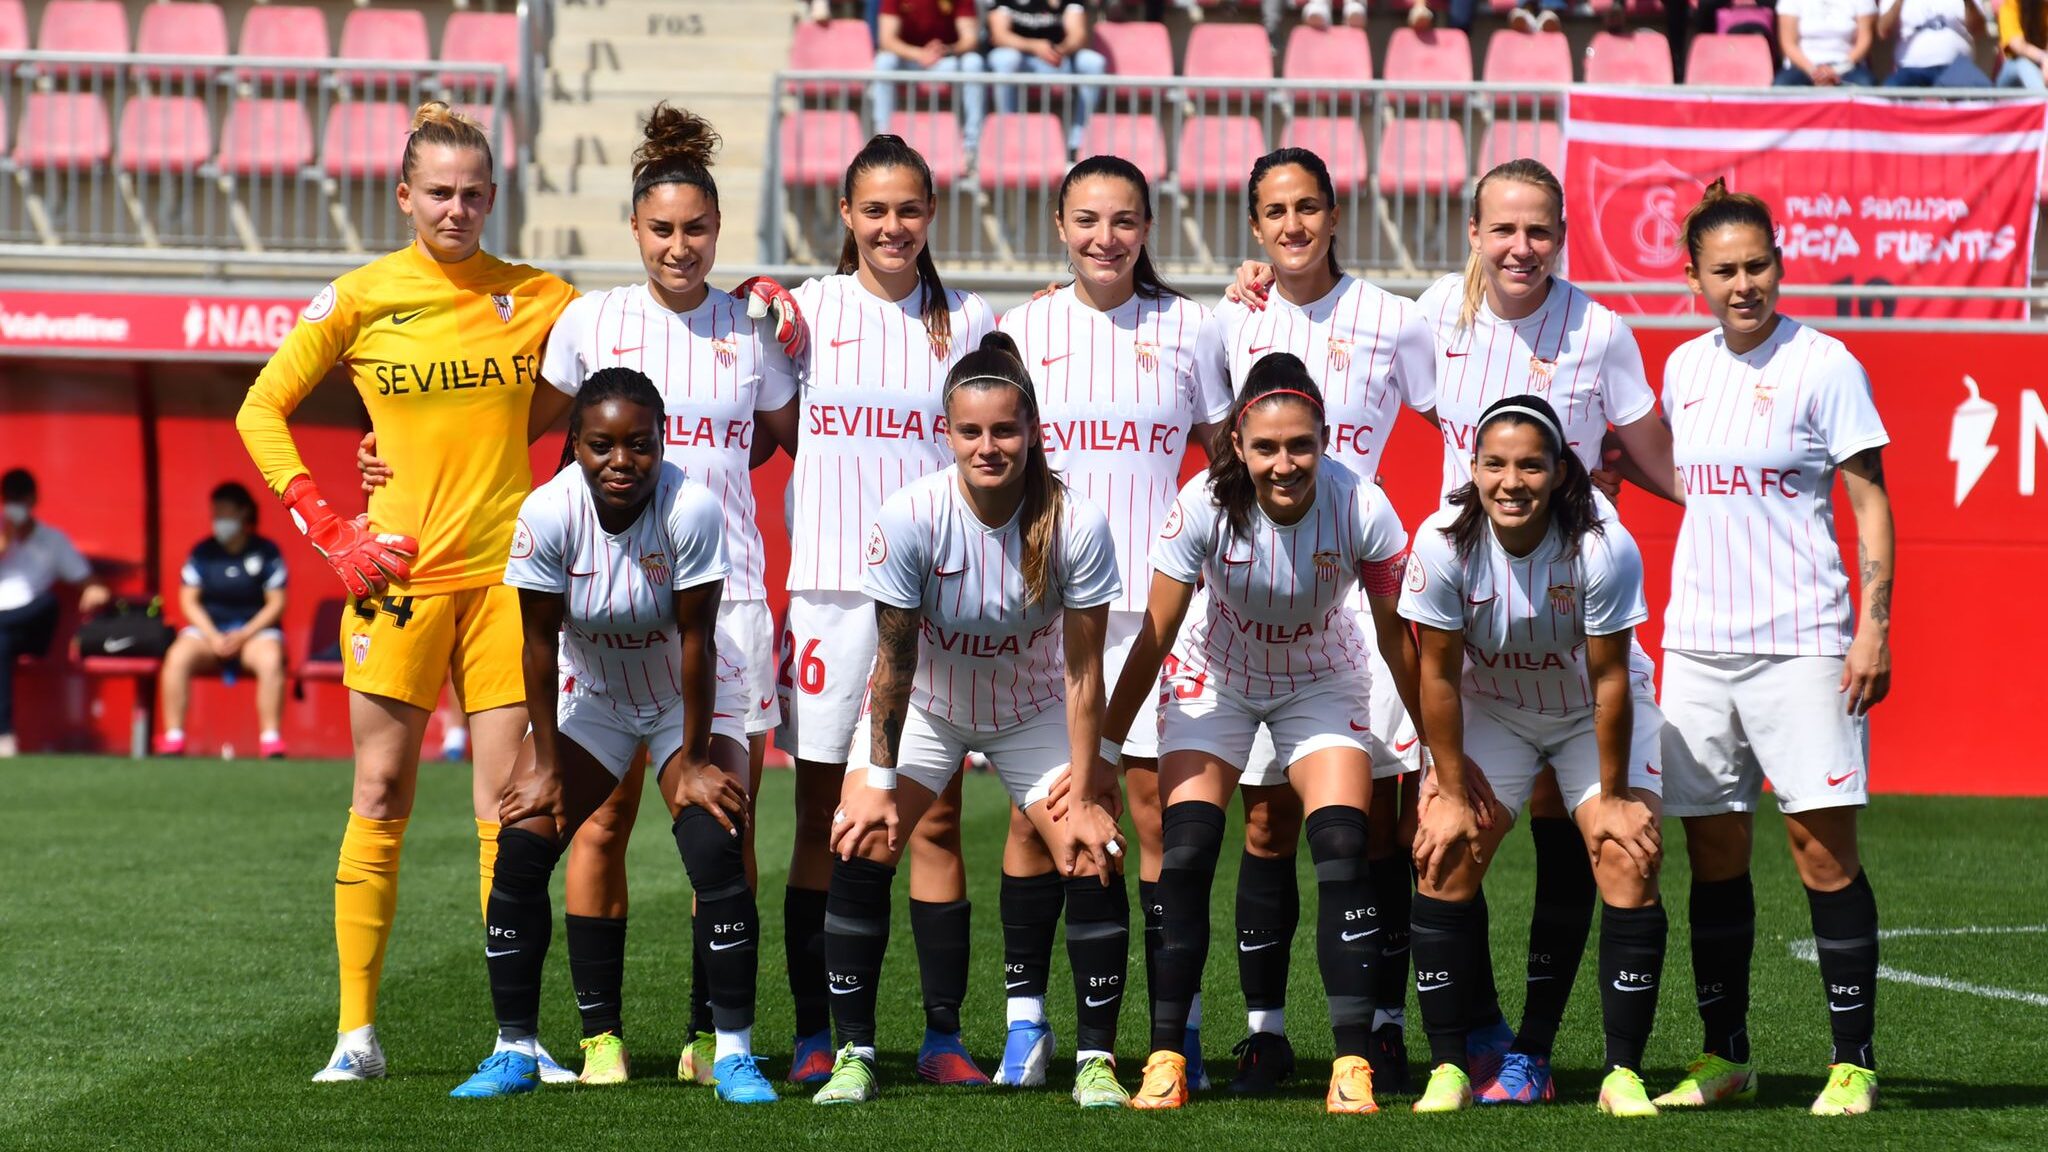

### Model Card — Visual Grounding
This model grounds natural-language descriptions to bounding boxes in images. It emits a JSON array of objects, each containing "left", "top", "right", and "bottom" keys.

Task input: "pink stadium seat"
[
  {"left": 117, "top": 95, "right": 213, "bottom": 175},
  {"left": 1093, "top": 19, "right": 1171, "bottom": 95},
  {"left": 1483, "top": 30, "right": 1573, "bottom": 104},
  {"left": 460, "top": 104, "right": 517, "bottom": 172},
  {"left": 1182, "top": 23, "right": 1273, "bottom": 102},
  {"left": 338, "top": 8, "right": 431, "bottom": 90},
  {"left": 216, "top": 98, "right": 315, "bottom": 175},
  {"left": 13, "top": 91, "right": 110, "bottom": 167},
  {"left": 36, "top": 0, "right": 127, "bottom": 79},
  {"left": 1079, "top": 113, "right": 1168, "bottom": 185},
  {"left": 134, "top": 1, "right": 229, "bottom": 86},
  {"left": 1283, "top": 25, "right": 1371, "bottom": 111},
  {"left": 321, "top": 101, "right": 412, "bottom": 179},
  {"left": 976, "top": 112, "right": 1066, "bottom": 191},
  {"left": 1585, "top": 30, "right": 1673, "bottom": 86},
  {"left": 0, "top": 0, "right": 23, "bottom": 54},
  {"left": 237, "top": 5, "right": 331, "bottom": 87},
  {"left": 1282, "top": 117, "right": 1368, "bottom": 196},
  {"left": 1479, "top": 118, "right": 1562, "bottom": 175},
  {"left": 441, "top": 11, "right": 522, "bottom": 92},
  {"left": 785, "top": 18, "right": 870, "bottom": 99},
  {"left": 893, "top": 111, "right": 964, "bottom": 189},
  {"left": 779, "top": 109, "right": 864, "bottom": 185},
  {"left": 1687, "top": 33, "right": 1773, "bottom": 85},
  {"left": 1384, "top": 28, "right": 1472, "bottom": 110},
  {"left": 1376, "top": 118, "right": 1469, "bottom": 195},
  {"left": 1175, "top": 115, "right": 1267, "bottom": 194}
]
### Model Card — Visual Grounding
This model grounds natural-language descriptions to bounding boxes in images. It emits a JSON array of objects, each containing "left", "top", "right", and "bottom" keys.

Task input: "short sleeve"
[
  {"left": 860, "top": 491, "right": 930, "bottom": 610},
  {"left": 1811, "top": 346, "right": 1889, "bottom": 464},
  {"left": 1597, "top": 317, "right": 1658, "bottom": 427},
  {"left": 262, "top": 542, "right": 289, "bottom": 590},
  {"left": 665, "top": 478, "right": 730, "bottom": 592},
  {"left": 1180, "top": 302, "right": 1234, "bottom": 425},
  {"left": 1397, "top": 515, "right": 1467, "bottom": 630},
  {"left": 1058, "top": 496, "right": 1124, "bottom": 610},
  {"left": 503, "top": 488, "right": 568, "bottom": 594},
  {"left": 49, "top": 530, "right": 90, "bottom": 585},
  {"left": 1148, "top": 476, "right": 1216, "bottom": 584},
  {"left": 1580, "top": 525, "right": 1650, "bottom": 636},
  {"left": 958, "top": 291, "right": 999, "bottom": 353},
  {"left": 1355, "top": 481, "right": 1409, "bottom": 566},
  {"left": 1392, "top": 301, "right": 1440, "bottom": 413},
  {"left": 541, "top": 295, "right": 595, "bottom": 396},
  {"left": 180, "top": 550, "right": 202, "bottom": 588},
  {"left": 1191, "top": 309, "right": 1234, "bottom": 421},
  {"left": 754, "top": 321, "right": 798, "bottom": 413}
]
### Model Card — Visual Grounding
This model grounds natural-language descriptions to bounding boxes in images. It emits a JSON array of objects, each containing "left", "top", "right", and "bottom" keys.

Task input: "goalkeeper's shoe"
[
  {"left": 449, "top": 1050, "right": 540, "bottom": 1098},
  {"left": 311, "top": 1025, "right": 386, "bottom": 1083},
  {"left": 1810, "top": 1063, "right": 1878, "bottom": 1116},
  {"left": 1653, "top": 1053, "right": 1757, "bottom": 1108}
]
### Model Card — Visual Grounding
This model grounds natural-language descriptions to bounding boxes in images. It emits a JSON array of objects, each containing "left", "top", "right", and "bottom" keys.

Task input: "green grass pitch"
[{"left": 4, "top": 759, "right": 2045, "bottom": 1151}]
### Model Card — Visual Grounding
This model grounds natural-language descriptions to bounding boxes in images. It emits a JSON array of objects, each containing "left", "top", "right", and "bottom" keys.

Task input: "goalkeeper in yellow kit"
[{"left": 236, "top": 102, "right": 580, "bottom": 1083}]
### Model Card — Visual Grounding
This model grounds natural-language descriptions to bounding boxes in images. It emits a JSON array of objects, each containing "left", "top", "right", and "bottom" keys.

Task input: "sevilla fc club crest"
[
  {"left": 711, "top": 336, "right": 738, "bottom": 367},
  {"left": 1404, "top": 552, "right": 1426, "bottom": 593},
  {"left": 1547, "top": 583, "right": 1577, "bottom": 616},
  {"left": 1312, "top": 550, "right": 1342, "bottom": 580},
  {"left": 864, "top": 524, "right": 888, "bottom": 566},
  {"left": 1528, "top": 356, "right": 1557, "bottom": 387},
  {"left": 1132, "top": 341, "right": 1159, "bottom": 373},
  {"left": 350, "top": 634, "right": 371, "bottom": 667},
  {"left": 639, "top": 550, "right": 671, "bottom": 586},
  {"left": 1326, "top": 338, "right": 1353, "bottom": 374},
  {"left": 1160, "top": 501, "right": 1184, "bottom": 540},
  {"left": 491, "top": 293, "right": 514, "bottom": 323}
]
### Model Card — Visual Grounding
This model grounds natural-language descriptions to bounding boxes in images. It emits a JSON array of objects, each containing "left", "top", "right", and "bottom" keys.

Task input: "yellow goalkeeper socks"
[
  {"left": 335, "top": 810, "right": 408, "bottom": 1033},
  {"left": 476, "top": 819, "right": 501, "bottom": 922}
]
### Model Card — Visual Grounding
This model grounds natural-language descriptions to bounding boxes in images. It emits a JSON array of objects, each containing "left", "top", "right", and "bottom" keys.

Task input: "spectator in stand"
[
  {"left": 1880, "top": 0, "right": 1993, "bottom": 85},
  {"left": 1301, "top": 1, "right": 1368, "bottom": 29},
  {"left": 986, "top": 2, "right": 1109, "bottom": 152},
  {"left": 0, "top": 468, "right": 110, "bottom": 758},
  {"left": 1409, "top": 0, "right": 1569, "bottom": 34},
  {"left": 1996, "top": 0, "right": 2048, "bottom": 87},
  {"left": 873, "top": 0, "right": 989, "bottom": 152},
  {"left": 157, "top": 482, "right": 290, "bottom": 759},
  {"left": 1775, "top": 0, "right": 1877, "bottom": 84}
]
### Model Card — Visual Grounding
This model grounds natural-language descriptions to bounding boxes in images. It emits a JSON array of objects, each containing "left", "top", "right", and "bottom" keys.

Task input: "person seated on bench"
[
  {"left": 0, "top": 467, "right": 110, "bottom": 757},
  {"left": 157, "top": 481, "right": 290, "bottom": 758}
]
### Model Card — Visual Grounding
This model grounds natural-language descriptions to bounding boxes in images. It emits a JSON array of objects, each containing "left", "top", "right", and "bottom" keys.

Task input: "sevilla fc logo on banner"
[{"left": 1587, "top": 159, "right": 1703, "bottom": 314}]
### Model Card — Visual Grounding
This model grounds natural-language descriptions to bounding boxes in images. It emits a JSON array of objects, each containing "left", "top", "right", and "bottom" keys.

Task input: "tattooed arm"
[
  {"left": 831, "top": 602, "right": 922, "bottom": 859},
  {"left": 1839, "top": 446, "right": 1894, "bottom": 715}
]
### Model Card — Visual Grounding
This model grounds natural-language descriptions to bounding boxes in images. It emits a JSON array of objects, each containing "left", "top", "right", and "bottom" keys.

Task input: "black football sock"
[
  {"left": 564, "top": 913, "right": 627, "bottom": 1039},
  {"left": 1153, "top": 801, "right": 1225, "bottom": 1052},
  {"left": 1307, "top": 806, "right": 1376, "bottom": 1058},
  {"left": 824, "top": 858, "right": 895, "bottom": 1050},
  {"left": 1064, "top": 875, "right": 1131, "bottom": 1055},
  {"left": 1234, "top": 851, "right": 1298, "bottom": 1033},
  {"left": 674, "top": 806, "right": 759, "bottom": 1035},
  {"left": 1688, "top": 873, "right": 1755, "bottom": 1064},
  {"left": 1807, "top": 870, "right": 1878, "bottom": 1069},
  {"left": 1138, "top": 878, "right": 1166, "bottom": 1036},
  {"left": 485, "top": 827, "right": 562, "bottom": 1042},
  {"left": 1598, "top": 902, "right": 1668, "bottom": 1071},
  {"left": 1001, "top": 871, "right": 1064, "bottom": 1015},
  {"left": 785, "top": 885, "right": 830, "bottom": 1037},
  {"left": 1469, "top": 886, "right": 1504, "bottom": 1029},
  {"left": 1410, "top": 893, "right": 1485, "bottom": 1069},
  {"left": 910, "top": 898, "right": 972, "bottom": 1035},
  {"left": 1369, "top": 854, "right": 1413, "bottom": 1028},
  {"left": 687, "top": 902, "right": 714, "bottom": 1036},
  {"left": 1515, "top": 817, "right": 1596, "bottom": 1056}
]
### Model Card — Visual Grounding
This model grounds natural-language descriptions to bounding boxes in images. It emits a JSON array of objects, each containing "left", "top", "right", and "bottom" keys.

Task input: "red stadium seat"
[
  {"left": 36, "top": 0, "right": 127, "bottom": 79},
  {"left": 216, "top": 98, "right": 315, "bottom": 175},
  {"left": 440, "top": 11, "right": 522, "bottom": 93},
  {"left": 1482, "top": 30, "right": 1573, "bottom": 107},
  {"left": 338, "top": 8, "right": 431, "bottom": 91},
  {"left": 1282, "top": 117, "right": 1368, "bottom": 196},
  {"left": 1182, "top": 23, "right": 1273, "bottom": 102},
  {"left": 117, "top": 95, "right": 213, "bottom": 174},
  {"left": 1686, "top": 33, "right": 1773, "bottom": 85},
  {"left": 778, "top": 108, "right": 864, "bottom": 186},
  {"left": 1585, "top": 30, "right": 1673, "bottom": 86},
  {"left": 1078, "top": 113, "right": 1168, "bottom": 185},
  {"left": 785, "top": 17, "right": 870, "bottom": 99},
  {"left": 133, "top": 2, "right": 228, "bottom": 86},
  {"left": 976, "top": 112, "right": 1066, "bottom": 192},
  {"left": 1283, "top": 24, "right": 1371, "bottom": 112},
  {"left": 1376, "top": 118, "right": 1469, "bottom": 195},
  {"left": 1093, "top": 19, "right": 1171, "bottom": 96},
  {"left": 1478, "top": 118, "right": 1561, "bottom": 175},
  {"left": 893, "top": 111, "right": 965, "bottom": 189},
  {"left": 1384, "top": 27, "right": 1472, "bottom": 110},
  {"left": 460, "top": 104, "right": 518, "bottom": 173},
  {"left": 320, "top": 101, "right": 412, "bottom": 179},
  {"left": 13, "top": 91, "right": 110, "bottom": 167},
  {"left": 236, "top": 5, "right": 331, "bottom": 87},
  {"left": 1176, "top": 115, "right": 1267, "bottom": 194},
  {"left": 0, "top": 0, "right": 23, "bottom": 55}
]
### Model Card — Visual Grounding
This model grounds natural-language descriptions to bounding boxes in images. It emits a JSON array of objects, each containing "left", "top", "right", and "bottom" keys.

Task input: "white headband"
[
  {"left": 1479, "top": 404, "right": 1566, "bottom": 453},
  {"left": 942, "top": 374, "right": 1032, "bottom": 405}
]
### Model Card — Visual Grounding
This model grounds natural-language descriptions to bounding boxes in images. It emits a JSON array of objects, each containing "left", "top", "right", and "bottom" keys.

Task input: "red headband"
[{"left": 1236, "top": 388, "right": 1323, "bottom": 428}]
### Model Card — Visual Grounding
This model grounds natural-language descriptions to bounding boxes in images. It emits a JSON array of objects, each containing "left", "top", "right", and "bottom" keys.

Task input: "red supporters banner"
[{"left": 1561, "top": 93, "right": 2047, "bottom": 320}]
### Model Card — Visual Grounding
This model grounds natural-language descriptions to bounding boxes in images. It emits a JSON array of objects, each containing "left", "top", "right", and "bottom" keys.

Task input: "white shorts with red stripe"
[
  {"left": 847, "top": 701, "right": 1070, "bottom": 809},
  {"left": 1161, "top": 668, "right": 1376, "bottom": 787},
  {"left": 719, "top": 598, "right": 778, "bottom": 737},
  {"left": 1460, "top": 692, "right": 1664, "bottom": 819},
  {"left": 1658, "top": 650, "right": 1870, "bottom": 816},
  {"left": 780, "top": 589, "right": 878, "bottom": 763},
  {"left": 1104, "top": 609, "right": 1164, "bottom": 762},
  {"left": 557, "top": 676, "right": 748, "bottom": 781}
]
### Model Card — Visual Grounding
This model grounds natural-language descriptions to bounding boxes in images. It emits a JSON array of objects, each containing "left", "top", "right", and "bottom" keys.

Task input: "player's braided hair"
[
  {"left": 401, "top": 101, "right": 493, "bottom": 184},
  {"left": 1681, "top": 177, "right": 1778, "bottom": 266},
  {"left": 1459, "top": 158, "right": 1565, "bottom": 335},
  {"left": 1442, "top": 393, "right": 1604, "bottom": 562},
  {"left": 1210, "top": 353, "right": 1327, "bottom": 546},
  {"left": 1247, "top": 148, "right": 1344, "bottom": 280},
  {"left": 558, "top": 367, "right": 665, "bottom": 473},
  {"left": 632, "top": 101, "right": 720, "bottom": 209},
  {"left": 836, "top": 134, "right": 954, "bottom": 356},
  {"left": 942, "top": 332, "right": 1067, "bottom": 606},
  {"left": 1056, "top": 156, "right": 1185, "bottom": 301}
]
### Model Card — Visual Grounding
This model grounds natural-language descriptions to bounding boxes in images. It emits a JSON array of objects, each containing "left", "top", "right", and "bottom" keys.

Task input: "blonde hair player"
[
  {"left": 236, "top": 101, "right": 579, "bottom": 1083},
  {"left": 1650, "top": 181, "right": 1894, "bottom": 1118}
]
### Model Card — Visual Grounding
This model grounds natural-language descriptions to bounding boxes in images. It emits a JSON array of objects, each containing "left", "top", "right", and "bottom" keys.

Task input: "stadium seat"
[
  {"left": 338, "top": 8, "right": 431, "bottom": 92},
  {"left": 976, "top": 112, "right": 1065, "bottom": 192},
  {"left": 0, "top": 0, "right": 23, "bottom": 56},
  {"left": 1282, "top": 25, "right": 1371, "bottom": 114},
  {"left": 1478, "top": 118, "right": 1561, "bottom": 175},
  {"left": 236, "top": 5, "right": 331, "bottom": 87},
  {"left": 1282, "top": 117, "right": 1368, "bottom": 196},
  {"left": 1176, "top": 115, "right": 1267, "bottom": 194},
  {"left": 298, "top": 599, "right": 348, "bottom": 684},
  {"left": 117, "top": 95, "right": 213, "bottom": 174},
  {"left": 216, "top": 98, "right": 315, "bottom": 175},
  {"left": 1482, "top": 30, "right": 1572, "bottom": 109},
  {"left": 1182, "top": 23, "right": 1273, "bottom": 104},
  {"left": 893, "top": 111, "right": 965, "bottom": 189},
  {"left": 1078, "top": 113, "right": 1168, "bottom": 185},
  {"left": 35, "top": 0, "right": 128, "bottom": 79},
  {"left": 1093, "top": 19, "right": 1170, "bottom": 98},
  {"left": 460, "top": 104, "right": 517, "bottom": 173},
  {"left": 1383, "top": 27, "right": 1473, "bottom": 110},
  {"left": 1716, "top": 4, "right": 1776, "bottom": 35},
  {"left": 440, "top": 11, "right": 522, "bottom": 93},
  {"left": 133, "top": 1, "right": 229, "bottom": 87},
  {"left": 1376, "top": 118, "right": 1468, "bottom": 195},
  {"left": 320, "top": 101, "right": 412, "bottom": 179},
  {"left": 778, "top": 108, "right": 864, "bottom": 185},
  {"left": 12, "top": 91, "right": 111, "bottom": 168},
  {"left": 785, "top": 17, "right": 870, "bottom": 100},
  {"left": 1584, "top": 30, "right": 1673, "bottom": 86},
  {"left": 1686, "top": 33, "right": 1773, "bottom": 86}
]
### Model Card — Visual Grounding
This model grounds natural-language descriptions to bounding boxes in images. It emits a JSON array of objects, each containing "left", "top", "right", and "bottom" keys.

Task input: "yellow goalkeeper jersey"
[{"left": 237, "top": 244, "right": 577, "bottom": 595}]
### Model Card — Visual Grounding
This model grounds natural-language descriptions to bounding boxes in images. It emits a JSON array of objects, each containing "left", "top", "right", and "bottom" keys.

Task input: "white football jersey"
[
  {"left": 1416, "top": 273, "right": 1657, "bottom": 497},
  {"left": 1400, "top": 505, "right": 1654, "bottom": 716},
  {"left": 1000, "top": 286, "right": 1229, "bottom": 614},
  {"left": 863, "top": 467, "right": 1122, "bottom": 730},
  {"left": 542, "top": 284, "right": 795, "bottom": 602},
  {"left": 1661, "top": 318, "right": 1888, "bottom": 656},
  {"left": 786, "top": 274, "right": 999, "bottom": 593},
  {"left": 1151, "top": 457, "right": 1408, "bottom": 699},
  {"left": 506, "top": 461, "right": 729, "bottom": 721}
]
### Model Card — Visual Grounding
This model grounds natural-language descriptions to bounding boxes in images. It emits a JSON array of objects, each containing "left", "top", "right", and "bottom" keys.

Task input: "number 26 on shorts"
[{"left": 780, "top": 634, "right": 826, "bottom": 695}]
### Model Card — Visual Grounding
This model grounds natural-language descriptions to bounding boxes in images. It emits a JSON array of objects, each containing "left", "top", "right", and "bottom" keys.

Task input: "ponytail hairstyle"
[
  {"left": 1680, "top": 177, "right": 1778, "bottom": 267},
  {"left": 1209, "top": 353, "right": 1326, "bottom": 545},
  {"left": 400, "top": 100, "right": 494, "bottom": 184},
  {"left": 559, "top": 367, "right": 666, "bottom": 473},
  {"left": 1055, "top": 155, "right": 1185, "bottom": 301},
  {"left": 837, "top": 134, "right": 953, "bottom": 357},
  {"left": 632, "top": 101, "right": 720, "bottom": 210},
  {"left": 1246, "top": 148, "right": 1343, "bottom": 280},
  {"left": 943, "top": 332, "right": 1066, "bottom": 605},
  {"left": 1441, "top": 394, "right": 1602, "bottom": 561},
  {"left": 1458, "top": 158, "right": 1566, "bottom": 334}
]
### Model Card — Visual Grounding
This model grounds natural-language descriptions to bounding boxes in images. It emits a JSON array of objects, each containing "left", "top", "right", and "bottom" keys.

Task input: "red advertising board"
[
  {"left": 1562, "top": 93, "right": 2047, "bottom": 320},
  {"left": 0, "top": 289, "right": 309, "bottom": 359}
]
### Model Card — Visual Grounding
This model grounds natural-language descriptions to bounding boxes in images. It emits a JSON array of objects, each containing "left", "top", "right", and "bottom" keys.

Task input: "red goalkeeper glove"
[
  {"left": 281, "top": 474, "right": 417, "bottom": 599},
  {"left": 736, "top": 275, "right": 807, "bottom": 360}
]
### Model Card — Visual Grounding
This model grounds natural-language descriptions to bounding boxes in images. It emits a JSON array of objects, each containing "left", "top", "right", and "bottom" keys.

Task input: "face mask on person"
[
  {"left": 2, "top": 503, "right": 28, "bottom": 527},
  {"left": 213, "top": 517, "right": 243, "bottom": 545}
]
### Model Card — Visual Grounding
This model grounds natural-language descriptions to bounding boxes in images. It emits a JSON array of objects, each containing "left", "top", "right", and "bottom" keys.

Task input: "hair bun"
[{"left": 635, "top": 101, "right": 720, "bottom": 172}]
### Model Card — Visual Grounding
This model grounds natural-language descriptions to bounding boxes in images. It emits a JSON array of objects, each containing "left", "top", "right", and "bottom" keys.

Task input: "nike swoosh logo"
[
  {"left": 1340, "top": 929, "right": 1379, "bottom": 942},
  {"left": 1084, "top": 994, "right": 1119, "bottom": 1007},
  {"left": 1239, "top": 940, "right": 1281, "bottom": 953},
  {"left": 828, "top": 984, "right": 863, "bottom": 995},
  {"left": 1829, "top": 1002, "right": 1866, "bottom": 1012},
  {"left": 1040, "top": 353, "right": 1074, "bottom": 367},
  {"left": 1220, "top": 555, "right": 1254, "bottom": 565},
  {"left": 1611, "top": 981, "right": 1655, "bottom": 993},
  {"left": 486, "top": 948, "right": 520, "bottom": 958},
  {"left": 1683, "top": 397, "right": 1704, "bottom": 409},
  {"left": 1445, "top": 350, "right": 1471, "bottom": 358},
  {"left": 392, "top": 308, "right": 426, "bottom": 325},
  {"left": 610, "top": 345, "right": 643, "bottom": 356},
  {"left": 1466, "top": 595, "right": 1497, "bottom": 606},
  {"left": 1348, "top": 720, "right": 1370, "bottom": 732},
  {"left": 934, "top": 565, "right": 967, "bottom": 577},
  {"left": 1005, "top": 980, "right": 1030, "bottom": 990},
  {"left": 103, "top": 637, "right": 135, "bottom": 652},
  {"left": 1646, "top": 765, "right": 1662, "bottom": 776},
  {"left": 1416, "top": 980, "right": 1453, "bottom": 992},
  {"left": 1393, "top": 737, "right": 1419, "bottom": 753},
  {"left": 758, "top": 698, "right": 775, "bottom": 711},
  {"left": 1526, "top": 975, "right": 1556, "bottom": 983},
  {"left": 831, "top": 337, "right": 862, "bottom": 348},
  {"left": 577, "top": 1001, "right": 612, "bottom": 1012},
  {"left": 708, "top": 939, "right": 748, "bottom": 951},
  {"left": 566, "top": 567, "right": 599, "bottom": 578},
  {"left": 1827, "top": 771, "right": 1858, "bottom": 786},
  {"left": 1247, "top": 345, "right": 1273, "bottom": 355},
  {"left": 335, "top": 878, "right": 367, "bottom": 886},
  {"left": 1696, "top": 995, "right": 1726, "bottom": 1007}
]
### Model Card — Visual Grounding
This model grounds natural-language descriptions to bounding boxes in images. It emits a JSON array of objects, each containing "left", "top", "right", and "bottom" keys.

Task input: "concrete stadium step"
[
  {"left": 550, "top": 0, "right": 797, "bottom": 43},
  {"left": 552, "top": 37, "right": 793, "bottom": 75}
]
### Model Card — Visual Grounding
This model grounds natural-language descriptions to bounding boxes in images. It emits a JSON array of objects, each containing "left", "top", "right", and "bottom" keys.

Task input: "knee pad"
[
  {"left": 1306, "top": 806, "right": 1369, "bottom": 884},
  {"left": 673, "top": 806, "right": 748, "bottom": 902},
  {"left": 493, "top": 827, "right": 562, "bottom": 894},
  {"left": 1160, "top": 801, "right": 1226, "bottom": 875},
  {"left": 1063, "top": 874, "right": 1130, "bottom": 928}
]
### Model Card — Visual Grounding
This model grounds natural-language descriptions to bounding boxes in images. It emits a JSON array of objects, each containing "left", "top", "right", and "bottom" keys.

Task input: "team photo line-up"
[{"left": 236, "top": 96, "right": 1896, "bottom": 1117}]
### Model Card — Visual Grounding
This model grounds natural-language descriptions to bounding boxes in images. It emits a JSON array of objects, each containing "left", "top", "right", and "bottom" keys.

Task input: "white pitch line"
[{"left": 1787, "top": 925, "right": 2048, "bottom": 1008}]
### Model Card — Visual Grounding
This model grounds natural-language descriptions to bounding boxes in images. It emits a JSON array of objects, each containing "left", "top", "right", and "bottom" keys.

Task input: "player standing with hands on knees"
[
  {"left": 813, "top": 333, "right": 1129, "bottom": 1108},
  {"left": 1400, "top": 395, "right": 1669, "bottom": 1119},
  {"left": 237, "top": 102, "right": 580, "bottom": 1084},
  {"left": 1651, "top": 181, "right": 1895, "bottom": 1118}
]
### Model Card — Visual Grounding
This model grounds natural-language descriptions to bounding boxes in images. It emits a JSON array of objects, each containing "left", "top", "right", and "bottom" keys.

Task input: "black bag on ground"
[{"left": 75, "top": 599, "right": 176, "bottom": 658}]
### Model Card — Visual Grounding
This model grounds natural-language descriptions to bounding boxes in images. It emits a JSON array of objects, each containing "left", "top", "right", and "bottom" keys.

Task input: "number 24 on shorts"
[
  {"left": 780, "top": 635, "right": 826, "bottom": 694},
  {"left": 352, "top": 595, "right": 415, "bottom": 630}
]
